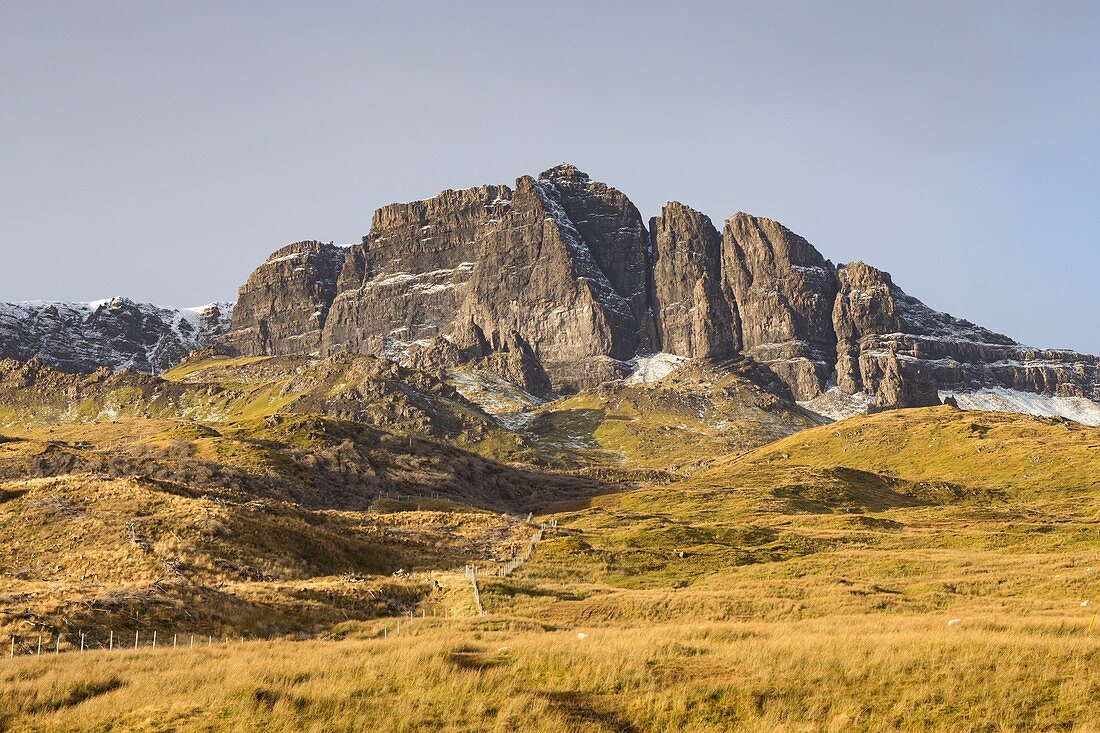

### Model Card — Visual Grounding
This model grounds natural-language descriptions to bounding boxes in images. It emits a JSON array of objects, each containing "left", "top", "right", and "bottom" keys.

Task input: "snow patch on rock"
[
  {"left": 798, "top": 388, "right": 876, "bottom": 421},
  {"left": 624, "top": 353, "right": 688, "bottom": 384},
  {"left": 940, "top": 388, "right": 1100, "bottom": 427}
]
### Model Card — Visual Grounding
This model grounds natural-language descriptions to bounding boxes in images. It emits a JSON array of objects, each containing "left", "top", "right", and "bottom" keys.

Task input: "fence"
[
  {"left": 465, "top": 564, "right": 485, "bottom": 616},
  {"left": 6, "top": 631, "right": 250, "bottom": 660},
  {"left": 7, "top": 518, "right": 564, "bottom": 658}
]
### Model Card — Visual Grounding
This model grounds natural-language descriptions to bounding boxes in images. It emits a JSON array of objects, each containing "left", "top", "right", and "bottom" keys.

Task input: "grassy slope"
[
  {"left": 494, "top": 407, "right": 1099, "bottom": 626},
  {"left": 524, "top": 361, "right": 822, "bottom": 473},
  {"left": 0, "top": 356, "right": 608, "bottom": 642}
]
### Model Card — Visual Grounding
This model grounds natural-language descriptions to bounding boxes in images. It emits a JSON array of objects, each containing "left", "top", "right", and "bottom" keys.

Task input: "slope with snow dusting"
[{"left": 0, "top": 297, "right": 232, "bottom": 374}]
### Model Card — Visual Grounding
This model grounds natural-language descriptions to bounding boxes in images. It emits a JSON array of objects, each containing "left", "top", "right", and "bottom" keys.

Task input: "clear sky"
[{"left": 2, "top": 1, "right": 1097, "bottom": 353}]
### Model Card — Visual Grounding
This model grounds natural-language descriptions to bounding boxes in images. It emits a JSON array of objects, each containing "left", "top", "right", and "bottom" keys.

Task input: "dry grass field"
[{"left": 1, "top": 614, "right": 1096, "bottom": 732}]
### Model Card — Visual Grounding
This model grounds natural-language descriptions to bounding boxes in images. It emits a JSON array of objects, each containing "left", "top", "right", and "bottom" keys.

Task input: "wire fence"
[
  {"left": 6, "top": 517, "right": 564, "bottom": 659},
  {"left": 6, "top": 631, "right": 251, "bottom": 659}
]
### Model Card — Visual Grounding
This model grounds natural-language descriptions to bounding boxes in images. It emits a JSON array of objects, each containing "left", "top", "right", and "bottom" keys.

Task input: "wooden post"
[
  {"left": 152, "top": 631, "right": 157, "bottom": 649},
  {"left": 190, "top": 635, "right": 194, "bottom": 649},
  {"left": 134, "top": 630, "right": 139, "bottom": 650},
  {"left": 9, "top": 636, "right": 13, "bottom": 659},
  {"left": 80, "top": 632, "right": 85, "bottom": 652},
  {"left": 109, "top": 630, "right": 114, "bottom": 651},
  {"left": 55, "top": 636, "right": 60, "bottom": 655},
  {"left": 37, "top": 637, "right": 41, "bottom": 656},
  {"left": 173, "top": 634, "right": 177, "bottom": 649}
]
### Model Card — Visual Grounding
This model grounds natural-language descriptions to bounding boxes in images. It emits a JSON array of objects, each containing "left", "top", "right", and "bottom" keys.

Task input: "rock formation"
[
  {"left": 830, "top": 261, "right": 1099, "bottom": 410},
  {"left": 227, "top": 168, "right": 649, "bottom": 393},
  {"left": 230, "top": 240, "right": 347, "bottom": 356},
  {"left": 3, "top": 161, "right": 1094, "bottom": 423},
  {"left": 649, "top": 202, "right": 739, "bottom": 359},
  {"left": 219, "top": 162, "right": 1100, "bottom": 422},
  {"left": 721, "top": 213, "right": 838, "bottom": 401}
]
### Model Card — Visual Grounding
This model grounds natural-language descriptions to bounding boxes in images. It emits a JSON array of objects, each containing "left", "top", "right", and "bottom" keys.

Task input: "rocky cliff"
[
  {"left": 228, "top": 167, "right": 652, "bottom": 393},
  {"left": 0, "top": 161, "right": 1071, "bottom": 424},
  {"left": 229, "top": 240, "right": 348, "bottom": 356},
  {"left": 220, "top": 162, "right": 1100, "bottom": 423},
  {"left": 0, "top": 298, "right": 231, "bottom": 374}
]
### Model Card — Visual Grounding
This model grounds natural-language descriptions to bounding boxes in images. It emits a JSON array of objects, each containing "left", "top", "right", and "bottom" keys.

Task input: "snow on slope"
[
  {"left": 798, "top": 385, "right": 1100, "bottom": 427},
  {"left": 940, "top": 388, "right": 1100, "bottom": 427},
  {"left": 625, "top": 353, "right": 688, "bottom": 384},
  {"left": 0, "top": 297, "right": 233, "bottom": 374},
  {"left": 798, "top": 388, "right": 876, "bottom": 421}
]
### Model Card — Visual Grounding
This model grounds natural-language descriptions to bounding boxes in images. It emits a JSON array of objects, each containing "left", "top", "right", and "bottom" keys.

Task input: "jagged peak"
[
  {"left": 837, "top": 260, "right": 896, "bottom": 288},
  {"left": 657, "top": 200, "right": 714, "bottom": 222},
  {"left": 538, "top": 162, "right": 591, "bottom": 186}
]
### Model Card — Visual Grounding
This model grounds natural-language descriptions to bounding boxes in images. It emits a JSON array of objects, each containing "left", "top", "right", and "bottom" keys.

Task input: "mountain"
[
  {"left": 0, "top": 298, "right": 232, "bottom": 374},
  {"left": 222, "top": 163, "right": 1100, "bottom": 424},
  {"left": 0, "top": 163, "right": 1096, "bottom": 425}
]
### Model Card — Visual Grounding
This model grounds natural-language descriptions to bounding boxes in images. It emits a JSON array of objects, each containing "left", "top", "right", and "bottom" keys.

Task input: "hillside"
[
  {"left": 0, "top": 277, "right": 1096, "bottom": 732},
  {"left": 1, "top": 405, "right": 1097, "bottom": 730},
  {"left": 494, "top": 407, "right": 1099, "bottom": 623}
]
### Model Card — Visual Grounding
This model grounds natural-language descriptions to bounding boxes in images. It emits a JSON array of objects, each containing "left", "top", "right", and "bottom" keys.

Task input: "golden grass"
[
  {"left": 4, "top": 390, "right": 1100, "bottom": 730},
  {"left": 1, "top": 614, "right": 1096, "bottom": 732}
]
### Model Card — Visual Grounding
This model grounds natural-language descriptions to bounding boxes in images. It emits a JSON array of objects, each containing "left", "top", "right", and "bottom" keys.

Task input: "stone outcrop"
[
  {"left": 720, "top": 213, "right": 839, "bottom": 401},
  {"left": 832, "top": 261, "right": 1099, "bottom": 408},
  {"left": 0, "top": 297, "right": 231, "bottom": 374},
  {"left": 216, "top": 162, "right": 1100, "bottom": 418},
  {"left": 228, "top": 240, "right": 347, "bottom": 356},
  {"left": 223, "top": 170, "right": 648, "bottom": 393},
  {"left": 649, "top": 202, "right": 739, "bottom": 358},
  {"left": 539, "top": 164, "right": 654, "bottom": 352}
]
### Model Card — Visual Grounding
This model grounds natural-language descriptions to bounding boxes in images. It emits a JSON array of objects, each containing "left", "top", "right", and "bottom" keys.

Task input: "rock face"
[
  {"left": 649, "top": 202, "right": 739, "bottom": 359},
  {"left": 831, "top": 261, "right": 1099, "bottom": 408},
  {"left": 219, "top": 161, "right": 1099, "bottom": 421},
  {"left": 226, "top": 167, "right": 648, "bottom": 394},
  {"left": 0, "top": 298, "right": 231, "bottom": 374},
  {"left": 229, "top": 240, "right": 347, "bottom": 356},
  {"left": 721, "top": 213, "right": 838, "bottom": 401}
]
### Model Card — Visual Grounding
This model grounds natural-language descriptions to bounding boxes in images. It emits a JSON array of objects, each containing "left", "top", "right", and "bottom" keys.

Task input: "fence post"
[
  {"left": 135, "top": 630, "right": 139, "bottom": 650},
  {"left": 152, "top": 631, "right": 157, "bottom": 649},
  {"left": 190, "top": 635, "right": 194, "bottom": 649},
  {"left": 80, "top": 632, "right": 85, "bottom": 652},
  {"left": 9, "top": 636, "right": 13, "bottom": 659},
  {"left": 37, "top": 637, "right": 41, "bottom": 656},
  {"left": 55, "top": 636, "right": 60, "bottom": 655},
  {"left": 173, "top": 634, "right": 177, "bottom": 649},
  {"left": 109, "top": 630, "right": 113, "bottom": 651}
]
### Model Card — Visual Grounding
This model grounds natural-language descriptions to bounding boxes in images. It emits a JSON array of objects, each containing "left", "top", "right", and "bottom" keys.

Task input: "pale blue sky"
[{"left": 2, "top": 1, "right": 1097, "bottom": 352}]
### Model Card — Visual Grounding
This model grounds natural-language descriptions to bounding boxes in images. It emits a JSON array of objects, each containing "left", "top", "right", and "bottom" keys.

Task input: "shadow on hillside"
[{"left": 0, "top": 417, "right": 623, "bottom": 515}]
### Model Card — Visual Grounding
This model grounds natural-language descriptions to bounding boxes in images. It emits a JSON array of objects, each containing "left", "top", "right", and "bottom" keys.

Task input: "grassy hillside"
[
  {"left": 0, "top": 353, "right": 530, "bottom": 462},
  {"left": 3, "top": 352, "right": 1099, "bottom": 730},
  {"left": 494, "top": 407, "right": 1099, "bottom": 626},
  {"left": 523, "top": 360, "right": 822, "bottom": 473}
]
